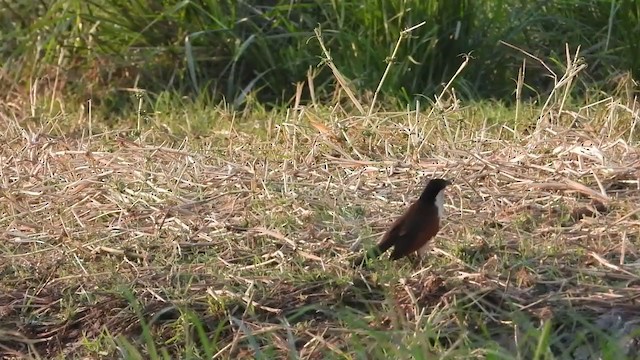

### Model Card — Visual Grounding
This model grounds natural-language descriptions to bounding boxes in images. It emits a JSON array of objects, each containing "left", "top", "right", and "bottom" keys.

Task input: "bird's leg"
[
  {"left": 412, "top": 243, "right": 432, "bottom": 268},
  {"left": 407, "top": 253, "right": 422, "bottom": 268}
]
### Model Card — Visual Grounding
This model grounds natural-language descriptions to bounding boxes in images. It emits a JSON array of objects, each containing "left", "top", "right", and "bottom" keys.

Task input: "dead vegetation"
[
  {"left": 1, "top": 92, "right": 640, "bottom": 358},
  {"left": 2, "top": 45, "right": 640, "bottom": 358}
]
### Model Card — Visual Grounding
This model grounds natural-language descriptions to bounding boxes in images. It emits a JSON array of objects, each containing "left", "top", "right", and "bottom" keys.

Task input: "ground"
[{"left": 1, "top": 98, "right": 640, "bottom": 359}]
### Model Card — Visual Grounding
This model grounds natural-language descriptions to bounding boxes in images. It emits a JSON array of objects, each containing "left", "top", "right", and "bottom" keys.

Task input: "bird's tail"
[{"left": 351, "top": 241, "right": 393, "bottom": 268}]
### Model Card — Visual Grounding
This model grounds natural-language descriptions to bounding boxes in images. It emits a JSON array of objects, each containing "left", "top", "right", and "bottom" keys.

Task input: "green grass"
[{"left": 1, "top": 0, "right": 639, "bottom": 112}]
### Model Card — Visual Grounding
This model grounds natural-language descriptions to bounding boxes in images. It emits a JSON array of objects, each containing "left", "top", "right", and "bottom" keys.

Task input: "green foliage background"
[{"left": 1, "top": 0, "right": 638, "bottom": 112}]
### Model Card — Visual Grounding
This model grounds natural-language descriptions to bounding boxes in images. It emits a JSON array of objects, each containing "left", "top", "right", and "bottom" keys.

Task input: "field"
[
  {"left": 2, "top": 49, "right": 640, "bottom": 359},
  {"left": 2, "top": 1, "right": 640, "bottom": 359}
]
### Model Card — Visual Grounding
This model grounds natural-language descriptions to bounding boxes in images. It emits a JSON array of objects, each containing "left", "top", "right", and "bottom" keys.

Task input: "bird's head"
[
  {"left": 419, "top": 178, "right": 451, "bottom": 217},
  {"left": 420, "top": 178, "right": 451, "bottom": 198}
]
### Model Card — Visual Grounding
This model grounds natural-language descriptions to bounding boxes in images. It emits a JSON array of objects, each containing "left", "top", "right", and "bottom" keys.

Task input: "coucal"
[{"left": 352, "top": 178, "right": 452, "bottom": 268}]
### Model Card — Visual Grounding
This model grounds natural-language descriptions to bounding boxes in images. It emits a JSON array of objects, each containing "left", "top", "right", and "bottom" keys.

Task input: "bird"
[{"left": 352, "top": 178, "right": 452, "bottom": 268}]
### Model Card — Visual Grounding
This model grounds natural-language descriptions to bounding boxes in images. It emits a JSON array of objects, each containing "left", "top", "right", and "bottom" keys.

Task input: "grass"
[
  {"left": 1, "top": 3, "right": 640, "bottom": 357},
  {"left": 2, "top": 42, "right": 640, "bottom": 359},
  {"left": 1, "top": 0, "right": 639, "bottom": 109}
]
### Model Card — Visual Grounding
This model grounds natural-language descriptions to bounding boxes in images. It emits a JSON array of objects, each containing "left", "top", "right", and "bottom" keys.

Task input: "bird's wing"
[
  {"left": 389, "top": 207, "right": 440, "bottom": 259},
  {"left": 384, "top": 217, "right": 422, "bottom": 259},
  {"left": 375, "top": 207, "right": 414, "bottom": 254}
]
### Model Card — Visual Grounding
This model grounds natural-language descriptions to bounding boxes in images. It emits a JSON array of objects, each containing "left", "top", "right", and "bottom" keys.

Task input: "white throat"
[{"left": 435, "top": 190, "right": 445, "bottom": 218}]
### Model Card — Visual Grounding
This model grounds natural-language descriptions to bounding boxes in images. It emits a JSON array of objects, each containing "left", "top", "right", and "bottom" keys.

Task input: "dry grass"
[
  {"left": 1, "top": 92, "right": 640, "bottom": 358},
  {"left": 2, "top": 47, "right": 640, "bottom": 359}
]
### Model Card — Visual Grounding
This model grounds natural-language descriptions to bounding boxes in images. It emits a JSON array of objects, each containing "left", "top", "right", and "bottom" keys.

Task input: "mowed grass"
[{"left": 2, "top": 89, "right": 640, "bottom": 359}]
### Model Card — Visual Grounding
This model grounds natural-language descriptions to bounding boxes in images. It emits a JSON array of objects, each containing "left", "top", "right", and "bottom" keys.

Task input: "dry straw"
[{"left": 1, "top": 39, "right": 640, "bottom": 358}]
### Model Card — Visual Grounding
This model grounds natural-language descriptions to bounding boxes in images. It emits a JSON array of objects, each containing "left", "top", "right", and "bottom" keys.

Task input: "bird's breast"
[{"left": 435, "top": 191, "right": 445, "bottom": 218}]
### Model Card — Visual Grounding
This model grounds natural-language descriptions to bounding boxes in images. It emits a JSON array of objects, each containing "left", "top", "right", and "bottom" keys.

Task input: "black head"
[{"left": 419, "top": 178, "right": 452, "bottom": 202}]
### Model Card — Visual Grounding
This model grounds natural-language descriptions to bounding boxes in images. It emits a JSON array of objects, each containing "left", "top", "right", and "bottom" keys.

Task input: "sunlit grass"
[
  {"left": 2, "top": 64, "right": 640, "bottom": 357},
  {"left": 1, "top": 2, "right": 640, "bottom": 358}
]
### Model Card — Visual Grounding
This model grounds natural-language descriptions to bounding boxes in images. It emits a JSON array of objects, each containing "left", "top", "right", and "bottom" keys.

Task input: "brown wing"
[
  {"left": 388, "top": 203, "right": 440, "bottom": 260},
  {"left": 374, "top": 203, "right": 417, "bottom": 254}
]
